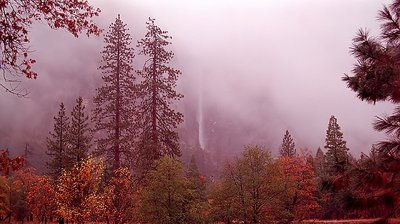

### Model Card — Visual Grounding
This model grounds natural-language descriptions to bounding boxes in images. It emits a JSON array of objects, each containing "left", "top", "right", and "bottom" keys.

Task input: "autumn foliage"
[
  {"left": 0, "top": 149, "right": 24, "bottom": 176},
  {"left": 56, "top": 158, "right": 105, "bottom": 224},
  {"left": 0, "top": 0, "right": 101, "bottom": 95},
  {"left": 7, "top": 1, "right": 400, "bottom": 222},
  {"left": 208, "top": 146, "right": 322, "bottom": 223},
  {"left": 277, "top": 156, "right": 320, "bottom": 221},
  {"left": 26, "top": 175, "right": 56, "bottom": 223},
  {"left": 103, "top": 167, "right": 136, "bottom": 224}
]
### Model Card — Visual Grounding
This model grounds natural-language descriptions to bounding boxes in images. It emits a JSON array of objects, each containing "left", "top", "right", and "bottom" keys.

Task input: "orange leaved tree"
[
  {"left": 56, "top": 158, "right": 104, "bottom": 223},
  {"left": 103, "top": 167, "right": 136, "bottom": 224},
  {"left": 276, "top": 155, "right": 320, "bottom": 221},
  {"left": 26, "top": 175, "right": 56, "bottom": 223}
]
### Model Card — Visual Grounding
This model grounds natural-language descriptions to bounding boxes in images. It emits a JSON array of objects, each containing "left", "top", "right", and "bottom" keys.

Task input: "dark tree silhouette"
[
  {"left": 135, "top": 17, "right": 183, "bottom": 172},
  {"left": 92, "top": 15, "right": 136, "bottom": 171},
  {"left": 46, "top": 102, "right": 70, "bottom": 179},
  {"left": 343, "top": 0, "right": 400, "bottom": 103},
  {"left": 371, "top": 108, "right": 400, "bottom": 181},
  {"left": 187, "top": 155, "right": 207, "bottom": 202},
  {"left": 313, "top": 147, "right": 326, "bottom": 177},
  {"left": 342, "top": 1, "right": 400, "bottom": 219},
  {"left": 68, "top": 96, "right": 92, "bottom": 164},
  {"left": 279, "top": 130, "right": 296, "bottom": 157},
  {"left": 324, "top": 115, "right": 349, "bottom": 175}
]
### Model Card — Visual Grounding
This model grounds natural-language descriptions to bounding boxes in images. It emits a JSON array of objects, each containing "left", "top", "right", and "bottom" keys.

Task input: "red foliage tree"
[
  {"left": 277, "top": 155, "right": 320, "bottom": 221},
  {"left": 103, "top": 167, "right": 136, "bottom": 224},
  {"left": 0, "top": 149, "right": 24, "bottom": 176},
  {"left": 0, "top": 0, "right": 101, "bottom": 96},
  {"left": 26, "top": 175, "right": 56, "bottom": 223}
]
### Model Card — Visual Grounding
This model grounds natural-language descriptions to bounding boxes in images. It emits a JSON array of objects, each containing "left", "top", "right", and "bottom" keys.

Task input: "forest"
[{"left": 2, "top": 0, "right": 400, "bottom": 224}]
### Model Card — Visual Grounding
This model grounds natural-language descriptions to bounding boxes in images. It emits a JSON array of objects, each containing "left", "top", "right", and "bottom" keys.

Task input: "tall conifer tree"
[
  {"left": 46, "top": 102, "right": 70, "bottom": 179},
  {"left": 136, "top": 17, "right": 183, "bottom": 171},
  {"left": 279, "top": 130, "right": 296, "bottom": 157},
  {"left": 68, "top": 97, "right": 92, "bottom": 164},
  {"left": 342, "top": 2, "right": 400, "bottom": 217},
  {"left": 313, "top": 147, "right": 326, "bottom": 177},
  {"left": 324, "top": 116, "right": 349, "bottom": 175},
  {"left": 93, "top": 15, "right": 136, "bottom": 170},
  {"left": 187, "top": 156, "right": 206, "bottom": 201}
]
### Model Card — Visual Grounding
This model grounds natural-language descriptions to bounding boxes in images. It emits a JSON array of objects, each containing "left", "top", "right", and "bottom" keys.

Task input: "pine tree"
[
  {"left": 187, "top": 156, "right": 206, "bottom": 201},
  {"left": 324, "top": 116, "right": 349, "bottom": 175},
  {"left": 341, "top": 1, "right": 400, "bottom": 218},
  {"left": 92, "top": 15, "right": 136, "bottom": 170},
  {"left": 279, "top": 130, "right": 296, "bottom": 157},
  {"left": 343, "top": 0, "right": 400, "bottom": 103},
  {"left": 46, "top": 102, "right": 70, "bottom": 179},
  {"left": 135, "top": 17, "right": 184, "bottom": 171},
  {"left": 313, "top": 147, "right": 326, "bottom": 177},
  {"left": 186, "top": 156, "right": 208, "bottom": 223},
  {"left": 68, "top": 97, "right": 92, "bottom": 165}
]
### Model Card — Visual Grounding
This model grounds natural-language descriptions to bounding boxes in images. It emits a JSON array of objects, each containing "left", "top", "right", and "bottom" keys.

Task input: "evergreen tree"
[
  {"left": 186, "top": 156, "right": 208, "bottom": 223},
  {"left": 340, "top": 1, "right": 400, "bottom": 218},
  {"left": 92, "top": 15, "right": 136, "bottom": 170},
  {"left": 324, "top": 116, "right": 349, "bottom": 175},
  {"left": 343, "top": 0, "right": 400, "bottom": 103},
  {"left": 187, "top": 156, "right": 206, "bottom": 202},
  {"left": 46, "top": 103, "right": 70, "bottom": 179},
  {"left": 135, "top": 17, "right": 184, "bottom": 171},
  {"left": 68, "top": 97, "right": 92, "bottom": 165},
  {"left": 279, "top": 130, "right": 296, "bottom": 157},
  {"left": 313, "top": 147, "right": 326, "bottom": 177}
]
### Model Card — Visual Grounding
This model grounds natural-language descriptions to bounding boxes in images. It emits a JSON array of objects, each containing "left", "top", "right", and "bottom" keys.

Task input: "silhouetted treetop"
[
  {"left": 92, "top": 15, "right": 136, "bottom": 171},
  {"left": 280, "top": 130, "right": 296, "bottom": 157},
  {"left": 135, "top": 17, "right": 183, "bottom": 173}
]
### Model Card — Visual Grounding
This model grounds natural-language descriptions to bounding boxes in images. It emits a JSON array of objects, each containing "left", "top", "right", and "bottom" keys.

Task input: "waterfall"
[{"left": 197, "top": 74, "right": 205, "bottom": 150}]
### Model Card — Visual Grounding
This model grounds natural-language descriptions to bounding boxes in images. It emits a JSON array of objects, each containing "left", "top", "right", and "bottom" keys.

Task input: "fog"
[{"left": 0, "top": 0, "right": 395, "bottom": 169}]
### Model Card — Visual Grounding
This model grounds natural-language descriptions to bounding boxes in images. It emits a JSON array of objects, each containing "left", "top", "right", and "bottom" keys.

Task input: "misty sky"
[{"left": 0, "top": 0, "right": 396, "bottom": 159}]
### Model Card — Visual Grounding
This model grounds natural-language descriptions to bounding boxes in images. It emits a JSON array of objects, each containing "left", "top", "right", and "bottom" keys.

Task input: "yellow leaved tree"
[{"left": 56, "top": 158, "right": 104, "bottom": 223}]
